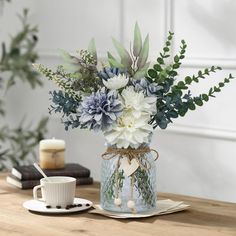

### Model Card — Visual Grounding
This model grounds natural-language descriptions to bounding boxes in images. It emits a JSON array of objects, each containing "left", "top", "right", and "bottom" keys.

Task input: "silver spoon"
[{"left": 33, "top": 163, "right": 51, "bottom": 181}]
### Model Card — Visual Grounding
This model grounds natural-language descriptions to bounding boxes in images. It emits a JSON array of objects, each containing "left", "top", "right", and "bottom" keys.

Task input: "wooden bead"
[
  {"left": 114, "top": 198, "right": 122, "bottom": 206},
  {"left": 127, "top": 200, "right": 135, "bottom": 209}
]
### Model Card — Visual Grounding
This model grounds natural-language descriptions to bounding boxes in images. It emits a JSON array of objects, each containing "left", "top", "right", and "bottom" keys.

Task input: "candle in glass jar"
[{"left": 39, "top": 138, "right": 65, "bottom": 169}]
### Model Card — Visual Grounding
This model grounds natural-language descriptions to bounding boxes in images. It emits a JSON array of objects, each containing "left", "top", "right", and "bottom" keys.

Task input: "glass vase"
[{"left": 100, "top": 145, "right": 157, "bottom": 213}]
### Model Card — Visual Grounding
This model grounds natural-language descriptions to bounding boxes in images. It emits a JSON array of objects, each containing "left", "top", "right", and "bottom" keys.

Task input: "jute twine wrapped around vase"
[{"left": 102, "top": 146, "right": 159, "bottom": 213}]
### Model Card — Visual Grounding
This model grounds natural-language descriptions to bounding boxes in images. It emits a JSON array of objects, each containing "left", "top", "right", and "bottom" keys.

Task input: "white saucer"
[{"left": 23, "top": 198, "right": 93, "bottom": 214}]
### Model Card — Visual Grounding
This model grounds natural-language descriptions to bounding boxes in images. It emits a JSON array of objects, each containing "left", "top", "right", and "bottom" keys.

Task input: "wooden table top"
[{"left": 0, "top": 173, "right": 235, "bottom": 236}]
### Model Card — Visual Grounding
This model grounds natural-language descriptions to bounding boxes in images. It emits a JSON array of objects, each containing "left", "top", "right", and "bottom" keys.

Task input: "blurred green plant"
[{"left": 0, "top": 8, "right": 48, "bottom": 171}]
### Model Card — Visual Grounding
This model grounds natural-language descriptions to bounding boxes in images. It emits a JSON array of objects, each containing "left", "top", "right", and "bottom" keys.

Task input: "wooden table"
[{"left": 0, "top": 174, "right": 235, "bottom": 236}]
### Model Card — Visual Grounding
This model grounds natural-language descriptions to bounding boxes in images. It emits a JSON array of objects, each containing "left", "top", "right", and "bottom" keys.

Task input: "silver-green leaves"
[
  {"left": 137, "top": 34, "right": 149, "bottom": 69},
  {"left": 133, "top": 22, "right": 142, "bottom": 57},
  {"left": 107, "top": 23, "right": 150, "bottom": 78},
  {"left": 58, "top": 49, "right": 80, "bottom": 73},
  {"left": 107, "top": 51, "right": 125, "bottom": 68},
  {"left": 112, "top": 37, "right": 132, "bottom": 67}
]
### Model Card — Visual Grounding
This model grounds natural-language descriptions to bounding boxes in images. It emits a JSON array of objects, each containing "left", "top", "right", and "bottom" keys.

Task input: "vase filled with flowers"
[{"left": 34, "top": 23, "right": 234, "bottom": 213}]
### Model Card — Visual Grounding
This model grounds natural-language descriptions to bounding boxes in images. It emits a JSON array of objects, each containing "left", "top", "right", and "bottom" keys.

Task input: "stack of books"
[{"left": 6, "top": 163, "right": 93, "bottom": 189}]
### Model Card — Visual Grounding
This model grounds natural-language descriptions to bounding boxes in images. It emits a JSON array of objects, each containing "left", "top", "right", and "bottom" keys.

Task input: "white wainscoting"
[{"left": 2, "top": 0, "right": 236, "bottom": 202}]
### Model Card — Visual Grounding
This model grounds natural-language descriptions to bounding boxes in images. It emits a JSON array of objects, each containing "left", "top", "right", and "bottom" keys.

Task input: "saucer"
[{"left": 23, "top": 198, "right": 93, "bottom": 214}]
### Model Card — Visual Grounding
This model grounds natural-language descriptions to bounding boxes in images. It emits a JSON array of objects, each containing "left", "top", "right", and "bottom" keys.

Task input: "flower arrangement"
[
  {"left": 34, "top": 23, "right": 234, "bottom": 213},
  {"left": 34, "top": 24, "right": 234, "bottom": 146}
]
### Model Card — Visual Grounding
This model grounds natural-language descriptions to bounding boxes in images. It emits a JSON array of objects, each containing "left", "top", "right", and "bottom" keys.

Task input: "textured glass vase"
[{"left": 100, "top": 145, "right": 157, "bottom": 213}]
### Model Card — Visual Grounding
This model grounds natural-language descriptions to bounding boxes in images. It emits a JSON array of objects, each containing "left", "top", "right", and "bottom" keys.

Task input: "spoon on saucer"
[{"left": 33, "top": 163, "right": 51, "bottom": 181}]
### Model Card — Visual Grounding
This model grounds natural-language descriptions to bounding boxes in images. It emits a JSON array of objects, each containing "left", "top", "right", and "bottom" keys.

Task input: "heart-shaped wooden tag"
[{"left": 120, "top": 157, "right": 139, "bottom": 176}]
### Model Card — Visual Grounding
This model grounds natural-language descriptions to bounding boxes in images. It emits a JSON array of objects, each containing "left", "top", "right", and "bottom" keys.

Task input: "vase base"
[{"left": 101, "top": 201, "right": 157, "bottom": 214}]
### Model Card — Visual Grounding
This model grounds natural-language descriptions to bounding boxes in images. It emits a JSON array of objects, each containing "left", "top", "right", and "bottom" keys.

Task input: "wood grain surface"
[{"left": 0, "top": 173, "right": 235, "bottom": 236}]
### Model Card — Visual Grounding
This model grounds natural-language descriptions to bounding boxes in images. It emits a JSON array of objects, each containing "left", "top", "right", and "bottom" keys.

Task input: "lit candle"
[{"left": 39, "top": 138, "right": 65, "bottom": 169}]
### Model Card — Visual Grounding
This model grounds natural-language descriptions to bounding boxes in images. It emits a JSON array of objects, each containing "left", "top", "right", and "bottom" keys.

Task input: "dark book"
[
  {"left": 6, "top": 174, "right": 93, "bottom": 189},
  {"left": 11, "top": 163, "right": 90, "bottom": 181}
]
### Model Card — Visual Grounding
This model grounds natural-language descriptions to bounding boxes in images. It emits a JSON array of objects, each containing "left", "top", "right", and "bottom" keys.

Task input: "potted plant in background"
[
  {"left": 34, "top": 23, "right": 234, "bottom": 213},
  {"left": 0, "top": 6, "right": 48, "bottom": 171}
]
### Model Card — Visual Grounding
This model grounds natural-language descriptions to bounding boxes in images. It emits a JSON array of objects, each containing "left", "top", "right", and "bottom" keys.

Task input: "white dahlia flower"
[
  {"left": 121, "top": 86, "right": 157, "bottom": 118},
  {"left": 103, "top": 74, "right": 129, "bottom": 90},
  {"left": 104, "top": 111, "right": 153, "bottom": 149}
]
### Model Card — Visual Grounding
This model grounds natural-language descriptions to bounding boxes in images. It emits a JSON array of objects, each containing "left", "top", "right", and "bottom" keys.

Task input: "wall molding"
[
  {"left": 181, "top": 57, "right": 236, "bottom": 69},
  {"left": 167, "top": 0, "right": 236, "bottom": 69},
  {"left": 160, "top": 123, "right": 236, "bottom": 142}
]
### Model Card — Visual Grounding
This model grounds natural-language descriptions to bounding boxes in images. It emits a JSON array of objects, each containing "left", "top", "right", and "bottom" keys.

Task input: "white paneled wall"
[{"left": 1, "top": 0, "right": 236, "bottom": 202}]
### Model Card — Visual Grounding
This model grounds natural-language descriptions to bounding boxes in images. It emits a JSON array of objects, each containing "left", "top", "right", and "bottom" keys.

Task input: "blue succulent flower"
[
  {"left": 98, "top": 67, "right": 126, "bottom": 81},
  {"left": 132, "top": 78, "right": 163, "bottom": 96},
  {"left": 79, "top": 88, "right": 123, "bottom": 131}
]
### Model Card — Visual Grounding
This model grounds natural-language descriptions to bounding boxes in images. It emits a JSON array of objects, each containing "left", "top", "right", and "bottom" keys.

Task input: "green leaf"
[
  {"left": 112, "top": 37, "right": 132, "bottom": 67},
  {"left": 153, "top": 64, "right": 162, "bottom": 72},
  {"left": 194, "top": 98, "right": 203, "bottom": 106},
  {"left": 193, "top": 76, "right": 199, "bottom": 83},
  {"left": 169, "top": 70, "right": 178, "bottom": 76},
  {"left": 214, "top": 86, "right": 221, "bottom": 92},
  {"left": 57, "top": 49, "right": 72, "bottom": 62},
  {"left": 164, "top": 47, "right": 169, "bottom": 52},
  {"left": 133, "top": 62, "right": 150, "bottom": 79},
  {"left": 108, "top": 58, "right": 124, "bottom": 68},
  {"left": 185, "top": 76, "right": 192, "bottom": 84},
  {"left": 107, "top": 52, "right": 125, "bottom": 68},
  {"left": 177, "top": 81, "right": 185, "bottom": 87},
  {"left": 202, "top": 94, "right": 209, "bottom": 101},
  {"left": 148, "top": 69, "right": 157, "bottom": 78},
  {"left": 174, "top": 55, "right": 179, "bottom": 63},
  {"left": 133, "top": 22, "right": 142, "bottom": 57},
  {"left": 219, "top": 82, "right": 224, "bottom": 87},
  {"left": 87, "top": 38, "right": 97, "bottom": 63},
  {"left": 173, "top": 63, "right": 180, "bottom": 69},
  {"left": 179, "top": 108, "right": 187, "bottom": 116},
  {"left": 168, "top": 110, "right": 178, "bottom": 118},
  {"left": 137, "top": 34, "right": 149, "bottom": 68},
  {"left": 107, "top": 51, "right": 115, "bottom": 61},
  {"left": 157, "top": 57, "right": 164, "bottom": 64},
  {"left": 166, "top": 41, "right": 171, "bottom": 46},
  {"left": 188, "top": 102, "right": 196, "bottom": 110},
  {"left": 177, "top": 81, "right": 188, "bottom": 89}
]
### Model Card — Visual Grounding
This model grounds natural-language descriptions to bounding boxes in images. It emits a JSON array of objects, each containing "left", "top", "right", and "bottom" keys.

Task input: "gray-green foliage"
[
  {"left": 0, "top": 8, "right": 48, "bottom": 171},
  {"left": 0, "top": 9, "right": 42, "bottom": 89},
  {"left": 108, "top": 22, "right": 150, "bottom": 79},
  {"left": 0, "top": 118, "right": 48, "bottom": 170}
]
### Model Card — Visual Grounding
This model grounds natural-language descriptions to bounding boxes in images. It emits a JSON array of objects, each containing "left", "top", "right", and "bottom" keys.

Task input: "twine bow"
[{"left": 102, "top": 146, "right": 159, "bottom": 171}]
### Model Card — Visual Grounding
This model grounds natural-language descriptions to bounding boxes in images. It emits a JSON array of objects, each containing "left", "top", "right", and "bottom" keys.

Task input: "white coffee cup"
[{"left": 33, "top": 176, "right": 76, "bottom": 208}]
